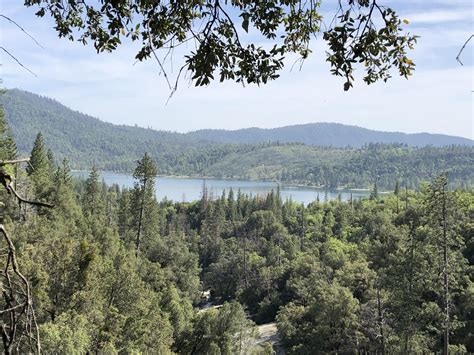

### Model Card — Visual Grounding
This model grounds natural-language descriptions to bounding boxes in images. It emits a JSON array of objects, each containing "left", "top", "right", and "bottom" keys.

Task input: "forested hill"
[
  {"left": 4, "top": 89, "right": 472, "bottom": 151},
  {"left": 1, "top": 88, "right": 226, "bottom": 171},
  {"left": 2, "top": 89, "right": 473, "bottom": 190},
  {"left": 189, "top": 123, "right": 473, "bottom": 147}
]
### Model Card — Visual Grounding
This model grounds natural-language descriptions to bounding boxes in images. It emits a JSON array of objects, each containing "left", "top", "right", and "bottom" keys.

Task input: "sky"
[{"left": 1, "top": 1, "right": 473, "bottom": 139}]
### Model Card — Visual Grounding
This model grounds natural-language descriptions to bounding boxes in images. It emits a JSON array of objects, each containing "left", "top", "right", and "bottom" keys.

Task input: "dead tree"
[{"left": 0, "top": 159, "right": 53, "bottom": 354}]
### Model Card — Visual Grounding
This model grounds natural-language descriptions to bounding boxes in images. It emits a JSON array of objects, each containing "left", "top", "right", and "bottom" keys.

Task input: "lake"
[{"left": 73, "top": 171, "right": 370, "bottom": 205}]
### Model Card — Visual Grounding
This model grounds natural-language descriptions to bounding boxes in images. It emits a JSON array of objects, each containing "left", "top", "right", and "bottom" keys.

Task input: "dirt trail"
[{"left": 252, "top": 322, "right": 285, "bottom": 354}]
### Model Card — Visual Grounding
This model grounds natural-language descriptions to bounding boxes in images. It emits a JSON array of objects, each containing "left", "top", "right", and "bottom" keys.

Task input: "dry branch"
[
  {"left": 0, "top": 158, "right": 53, "bottom": 353},
  {"left": 456, "top": 34, "right": 473, "bottom": 66}
]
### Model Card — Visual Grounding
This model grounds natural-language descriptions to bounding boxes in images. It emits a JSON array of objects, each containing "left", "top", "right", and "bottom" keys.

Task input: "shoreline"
[{"left": 72, "top": 169, "right": 389, "bottom": 193}]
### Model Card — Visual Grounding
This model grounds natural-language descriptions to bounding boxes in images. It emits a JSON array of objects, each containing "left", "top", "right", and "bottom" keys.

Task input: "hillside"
[
  {"left": 3, "top": 89, "right": 472, "bottom": 154},
  {"left": 189, "top": 123, "right": 473, "bottom": 147},
  {"left": 203, "top": 144, "right": 474, "bottom": 189},
  {"left": 1, "top": 88, "right": 240, "bottom": 171},
  {"left": 1, "top": 89, "right": 473, "bottom": 189}
]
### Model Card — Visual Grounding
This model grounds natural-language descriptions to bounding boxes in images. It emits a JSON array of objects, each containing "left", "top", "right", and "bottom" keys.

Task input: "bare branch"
[
  {"left": 0, "top": 47, "right": 38, "bottom": 77},
  {"left": 456, "top": 34, "right": 473, "bottom": 66},
  {"left": 0, "top": 158, "right": 35, "bottom": 173},
  {"left": 0, "top": 14, "right": 44, "bottom": 49},
  {"left": 7, "top": 184, "right": 54, "bottom": 209},
  {"left": 0, "top": 159, "right": 31, "bottom": 166},
  {"left": 0, "top": 224, "right": 41, "bottom": 353},
  {"left": 0, "top": 160, "right": 54, "bottom": 208}
]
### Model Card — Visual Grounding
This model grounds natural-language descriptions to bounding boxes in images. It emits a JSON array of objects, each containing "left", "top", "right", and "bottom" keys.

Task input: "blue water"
[{"left": 73, "top": 171, "right": 369, "bottom": 205}]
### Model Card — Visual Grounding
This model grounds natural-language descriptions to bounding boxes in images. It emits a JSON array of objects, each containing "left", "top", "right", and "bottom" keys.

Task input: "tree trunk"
[
  {"left": 135, "top": 177, "right": 147, "bottom": 257},
  {"left": 376, "top": 286, "right": 386, "bottom": 355},
  {"left": 442, "top": 182, "right": 449, "bottom": 355}
]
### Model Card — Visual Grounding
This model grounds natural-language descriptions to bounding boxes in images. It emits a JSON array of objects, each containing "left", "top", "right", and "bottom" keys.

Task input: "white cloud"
[
  {"left": 402, "top": 9, "right": 472, "bottom": 24},
  {"left": 1, "top": 0, "right": 473, "bottom": 140}
]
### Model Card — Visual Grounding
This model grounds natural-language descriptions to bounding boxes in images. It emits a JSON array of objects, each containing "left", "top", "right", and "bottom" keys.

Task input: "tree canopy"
[
  {"left": 23, "top": 0, "right": 417, "bottom": 91},
  {"left": 0, "top": 113, "right": 472, "bottom": 352}
]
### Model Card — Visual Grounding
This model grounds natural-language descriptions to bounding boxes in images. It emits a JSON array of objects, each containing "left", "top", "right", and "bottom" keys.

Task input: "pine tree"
[
  {"left": 83, "top": 166, "right": 104, "bottom": 217},
  {"left": 51, "top": 158, "right": 81, "bottom": 221},
  {"left": 370, "top": 181, "right": 379, "bottom": 201},
  {"left": 0, "top": 100, "right": 17, "bottom": 163},
  {"left": 394, "top": 180, "right": 400, "bottom": 213},
  {"left": 424, "top": 173, "right": 465, "bottom": 354},
  {"left": 0, "top": 93, "right": 18, "bottom": 216},
  {"left": 131, "top": 152, "right": 158, "bottom": 256},
  {"left": 28, "top": 132, "right": 52, "bottom": 198},
  {"left": 47, "top": 149, "right": 56, "bottom": 173}
]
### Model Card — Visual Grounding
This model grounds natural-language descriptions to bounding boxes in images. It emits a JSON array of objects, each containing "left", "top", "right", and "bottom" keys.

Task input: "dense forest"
[
  {"left": 0, "top": 101, "right": 473, "bottom": 353},
  {"left": 188, "top": 124, "right": 473, "bottom": 147},
  {"left": 2, "top": 89, "right": 473, "bottom": 190}
]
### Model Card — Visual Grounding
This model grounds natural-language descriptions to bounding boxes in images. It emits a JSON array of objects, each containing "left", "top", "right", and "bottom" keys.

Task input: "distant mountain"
[
  {"left": 1, "top": 88, "right": 221, "bottom": 171},
  {"left": 3, "top": 89, "right": 472, "bottom": 157},
  {"left": 1, "top": 89, "right": 473, "bottom": 190},
  {"left": 188, "top": 123, "right": 473, "bottom": 148}
]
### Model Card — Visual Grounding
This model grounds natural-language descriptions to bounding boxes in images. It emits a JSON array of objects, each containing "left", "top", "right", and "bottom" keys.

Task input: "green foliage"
[
  {"left": 323, "top": 3, "right": 417, "bottom": 90},
  {"left": 130, "top": 152, "right": 159, "bottom": 255},
  {"left": 24, "top": 1, "right": 416, "bottom": 89},
  {"left": 277, "top": 283, "right": 360, "bottom": 353},
  {"left": 3, "top": 90, "right": 472, "bottom": 191},
  {"left": 2, "top": 127, "right": 472, "bottom": 353},
  {"left": 28, "top": 132, "right": 54, "bottom": 200},
  {"left": 180, "top": 302, "right": 256, "bottom": 354},
  {"left": 0, "top": 95, "right": 17, "bottom": 164}
]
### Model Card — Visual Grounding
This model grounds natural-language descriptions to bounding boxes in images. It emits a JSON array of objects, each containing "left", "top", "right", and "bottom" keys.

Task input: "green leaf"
[{"left": 242, "top": 16, "right": 249, "bottom": 33}]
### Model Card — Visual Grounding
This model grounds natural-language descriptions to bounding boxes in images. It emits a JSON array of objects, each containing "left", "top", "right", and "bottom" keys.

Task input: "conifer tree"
[
  {"left": 370, "top": 181, "right": 379, "bottom": 201},
  {"left": 0, "top": 100, "right": 17, "bottom": 163},
  {"left": 394, "top": 180, "right": 400, "bottom": 213},
  {"left": 51, "top": 158, "right": 81, "bottom": 221},
  {"left": 27, "top": 132, "right": 51, "bottom": 198},
  {"left": 83, "top": 166, "right": 104, "bottom": 217},
  {"left": 131, "top": 152, "right": 158, "bottom": 256},
  {"left": 424, "top": 173, "right": 466, "bottom": 354},
  {"left": 47, "top": 148, "right": 56, "bottom": 173},
  {"left": 0, "top": 91, "right": 18, "bottom": 215}
]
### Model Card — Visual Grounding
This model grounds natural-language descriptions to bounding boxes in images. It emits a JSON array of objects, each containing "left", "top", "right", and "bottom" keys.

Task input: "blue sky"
[{"left": 1, "top": 1, "right": 473, "bottom": 138}]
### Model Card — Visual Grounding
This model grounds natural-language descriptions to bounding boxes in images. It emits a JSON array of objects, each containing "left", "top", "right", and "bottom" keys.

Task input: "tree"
[
  {"left": 82, "top": 166, "right": 104, "bottom": 217},
  {"left": 423, "top": 173, "right": 467, "bottom": 354},
  {"left": 181, "top": 302, "right": 256, "bottom": 354},
  {"left": 370, "top": 180, "right": 379, "bottom": 200},
  {"left": 0, "top": 93, "right": 18, "bottom": 214},
  {"left": 50, "top": 158, "right": 81, "bottom": 221},
  {"left": 0, "top": 97, "right": 16, "bottom": 163},
  {"left": 131, "top": 152, "right": 158, "bottom": 256},
  {"left": 27, "top": 132, "right": 52, "bottom": 198},
  {"left": 394, "top": 180, "right": 400, "bottom": 213},
  {"left": 277, "top": 282, "right": 360, "bottom": 353},
  {"left": 23, "top": 0, "right": 417, "bottom": 91}
]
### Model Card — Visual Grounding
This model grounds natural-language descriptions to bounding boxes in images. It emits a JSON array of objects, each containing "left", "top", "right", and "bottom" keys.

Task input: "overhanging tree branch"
[
  {"left": 0, "top": 158, "right": 53, "bottom": 353},
  {"left": 0, "top": 47, "right": 38, "bottom": 77},
  {"left": 0, "top": 14, "right": 44, "bottom": 49},
  {"left": 456, "top": 34, "right": 473, "bottom": 66}
]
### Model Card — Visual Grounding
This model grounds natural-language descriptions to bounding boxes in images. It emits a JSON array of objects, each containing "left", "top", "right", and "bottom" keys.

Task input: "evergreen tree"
[
  {"left": 0, "top": 92, "right": 18, "bottom": 218},
  {"left": 424, "top": 173, "right": 467, "bottom": 354},
  {"left": 28, "top": 132, "right": 52, "bottom": 198},
  {"left": 51, "top": 158, "right": 81, "bottom": 221},
  {"left": 83, "top": 166, "right": 104, "bottom": 217},
  {"left": 131, "top": 152, "right": 158, "bottom": 256},
  {"left": 370, "top": 180, "right": 379, "bottom": 200},
  {"left": 394, "top": 180, "right": 400, "bottom": 213},
  {"left": 47, "top": 148, "right": 56, "bottom": 173},
  {"left": 0, "top": 99, "right": 17, "bottom": 163}
]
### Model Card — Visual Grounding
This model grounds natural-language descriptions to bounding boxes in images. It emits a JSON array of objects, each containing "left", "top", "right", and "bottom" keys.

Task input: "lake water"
[{"left": 73, "top": 171, "right": 370, "bottom": 205}]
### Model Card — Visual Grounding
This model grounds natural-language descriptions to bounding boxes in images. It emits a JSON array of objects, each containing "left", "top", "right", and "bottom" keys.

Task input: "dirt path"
[{"left": 252, "top": 322, "right": 285, "bottom": 354}]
